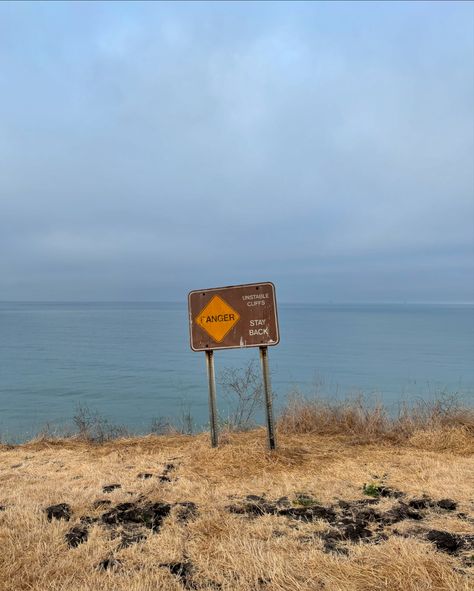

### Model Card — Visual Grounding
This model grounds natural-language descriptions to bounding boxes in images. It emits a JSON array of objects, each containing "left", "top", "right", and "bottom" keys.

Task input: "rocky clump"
[{"left": 45, "top": 503, "right": 71, "bottom": 522}]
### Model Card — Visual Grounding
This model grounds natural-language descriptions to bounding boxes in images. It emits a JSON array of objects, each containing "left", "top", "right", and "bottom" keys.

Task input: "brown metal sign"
[{"left": 188, "top": 282, "right": 279, "bottom": 351}]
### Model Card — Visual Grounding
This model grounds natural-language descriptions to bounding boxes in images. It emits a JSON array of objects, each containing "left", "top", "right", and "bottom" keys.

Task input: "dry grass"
[
  {"left": 0, "top": 418, "right": 473, "bottom": 591},
  {"left": 278, "top": 394, "right": 474, "bottom": 453}
]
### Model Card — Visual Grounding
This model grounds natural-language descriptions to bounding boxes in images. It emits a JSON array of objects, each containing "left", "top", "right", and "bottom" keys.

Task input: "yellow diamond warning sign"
[{"left": 195, "top": 295, "right": 240, "bottom": 343}]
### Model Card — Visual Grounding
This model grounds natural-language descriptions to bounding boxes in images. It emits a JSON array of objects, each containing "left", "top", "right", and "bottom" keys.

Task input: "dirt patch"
[
  {"left": 45, "top": 503, "right": 71, "bottom": 522},
  {"left": 175, "top": 501, "right": 198, "bottom": 523},
  {"left": 102, "top": 483, "right": 121, "bottom": 493},
  {"left": 160, "top": 561, "right": 197, "bottom": 590},
  {"left": 426, "top": 530, "right": 473, "bottom": 555},
  {"left": 118, "top": 528, "right": 147, "bottom": 549},
  {"left": 65, "top": 525, "right": 88, "bottom": 548},
  {"left": 101, "top": 501, "right": 172, "bottom": 532},
  {"left": 97, "top": 557, "right": 122, "bottom": 572}
]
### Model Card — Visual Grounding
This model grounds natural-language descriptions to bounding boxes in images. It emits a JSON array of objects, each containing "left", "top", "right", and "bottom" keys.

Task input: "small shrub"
[
  {"left": 363, "top": 483, "right": 381, "bottom": 498},
  {"left": 73, "top": 404, "right": 128, "bottom": 443},
  {"left": 218, "top": 361, "right": 264, "bottom": 431}
]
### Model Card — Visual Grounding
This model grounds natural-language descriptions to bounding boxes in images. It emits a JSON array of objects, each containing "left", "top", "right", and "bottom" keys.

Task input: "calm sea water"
[{"left": 0, "top": 302, "right": 473, "bottom": 442}]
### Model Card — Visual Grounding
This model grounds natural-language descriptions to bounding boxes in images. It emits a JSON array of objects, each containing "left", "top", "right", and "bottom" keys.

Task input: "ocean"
[{"left": 0, "top": 302, "right": 473, "bottom": 442}]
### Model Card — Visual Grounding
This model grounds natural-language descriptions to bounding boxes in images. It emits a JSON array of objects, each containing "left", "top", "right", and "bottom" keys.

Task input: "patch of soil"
[
  {"left": 65, "top": 525, "right": 88, "bottom": 548},
  {"left": 381, "top": 502, "right": 423, "bottom": 525},
  {"left": 279, "top": 505, "right": 337, "bottom": 523},
  {"left": 97, "top": 557, "right": 122, "bottom": 571},
  {"left": 175, "top": 501, "right": 198, "bottom": 523},
  {"left": 159, "top": 462, "right": 176, "bottom": 482},
  {"left": 80, "top": 515, "right": 98, "bottom": 525},
  {"left": 102, "top": 484, "right": 121, "bottom": 493},
  {"left": 227, "top": 496, "right": 336, "bottom": 522},
  {"left": 378, "top": 486, "right": 404, "bottom": 499},
  {"left": 408, "top": 497, "right": 434, "bottom": 510},
  {"left": 437, "top": 499, "right": 457, "bottom": 511},
  {"left": 118, "top": 528, "right": 147, "bottom": 549},
  {"left": 426, "top": 530, "right": 465, "bottom": 554},
  {"left": 45, "top": 503, "right": 71, "bottom": 522},
  {"left": 160, "top": 561, "right": 197, "bottom": 590},
  {"left": 101, "top": 501, "right": 171, "bottom": 532}
]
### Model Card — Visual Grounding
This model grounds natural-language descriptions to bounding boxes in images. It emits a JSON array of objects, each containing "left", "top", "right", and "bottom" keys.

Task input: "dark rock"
[
  {"left": 102, "top": 501, "right": 171, "bottom": 532},
  {"left": 381, "top": 502, "right": 423, "bottom": 525},
  {"left": 137, "top": 473, "right": 153, "bottom": 480},
  {"left": 93, "top": 499, "right": 112, "bottom": 509},
  {"left": 65, "top": 525, "right": 88, "bottom": 548},
  {"left": 160, "top": 561, "right": 197, "bottom": 589},
  {"left": 426, "top": 530, "right": 464, "bottom": 554},
  {"left": 102, "top": 484, "right": 121, "bottom": 493},
  {"left": 97, "top": 557, "right": 122, "bottom": 571},
  {"left": 175, "top": 501, "right": 198, "bottom": 523},
  {"left": 437, "top": 499, "right": 457, "bottom": 511},
  {"left": 158, "top": 475, "right": 171, "bottom": 483},
  {"left": 45, "top": 503, "right": 71, "bottom": 522},
  {"left": 0, "top": 505, "right": 5, "bottom": 512}
]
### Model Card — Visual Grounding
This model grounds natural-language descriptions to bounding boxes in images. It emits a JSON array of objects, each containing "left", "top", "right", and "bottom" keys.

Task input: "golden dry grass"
[{"left": 0, "top": 423, "right": 473, "bottom": 591}]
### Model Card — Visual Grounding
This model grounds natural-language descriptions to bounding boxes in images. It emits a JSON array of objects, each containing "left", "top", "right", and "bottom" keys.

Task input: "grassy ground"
[{"left": 0, "top": 416, "right": 473, "bottom": 591}]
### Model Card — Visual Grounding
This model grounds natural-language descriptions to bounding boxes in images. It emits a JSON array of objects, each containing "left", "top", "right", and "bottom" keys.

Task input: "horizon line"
[{"left": 1, "top": 300, "right": 473, "bottom": 306}]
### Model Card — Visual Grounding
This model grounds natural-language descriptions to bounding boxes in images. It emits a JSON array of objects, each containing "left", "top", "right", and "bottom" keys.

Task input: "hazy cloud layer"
[{"left": 1, "top": 1, "right": 473, "bottom": 302}]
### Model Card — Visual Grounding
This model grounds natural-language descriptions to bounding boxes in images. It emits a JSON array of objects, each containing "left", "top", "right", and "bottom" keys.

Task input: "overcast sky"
[{"left": 1, "top": 1, "right": 473, "bottom": 303}]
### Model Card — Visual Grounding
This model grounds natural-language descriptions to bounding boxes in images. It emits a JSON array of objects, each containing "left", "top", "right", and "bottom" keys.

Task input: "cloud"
[{"left": 0, "top": 1, "right": 473, "bottom": 301}]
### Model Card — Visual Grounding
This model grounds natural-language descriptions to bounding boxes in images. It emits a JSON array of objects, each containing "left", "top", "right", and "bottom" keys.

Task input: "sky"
[{"left": 0, "top": 1, "right": 473, "bottom": 303}]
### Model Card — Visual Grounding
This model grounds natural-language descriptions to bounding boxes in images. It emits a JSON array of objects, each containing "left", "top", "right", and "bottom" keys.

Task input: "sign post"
[
  {"left": 188, "top": 282, "right": 279, "bottom": 449},
  {"left": 259, "top": 346, "right": 276, "bottom": 450},
  {"left": 205, "top": 350, "right": 218, "bottom": 448}
]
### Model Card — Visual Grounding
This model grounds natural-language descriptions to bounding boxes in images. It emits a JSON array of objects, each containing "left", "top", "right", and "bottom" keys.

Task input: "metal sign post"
[
  {"left": 205, "top": 349, "right": 218, "bottom": 448},
  {"left": 188, "top": 282, "right": 280, "bottom": 449},
  {"left": 259, "top": 346, "right": 276, "bottom": 450}
]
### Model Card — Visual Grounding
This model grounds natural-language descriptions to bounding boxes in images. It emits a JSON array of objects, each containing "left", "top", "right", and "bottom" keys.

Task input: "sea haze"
[{"left": 0, "top": 302, "right": 473, "bottom": 442}]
